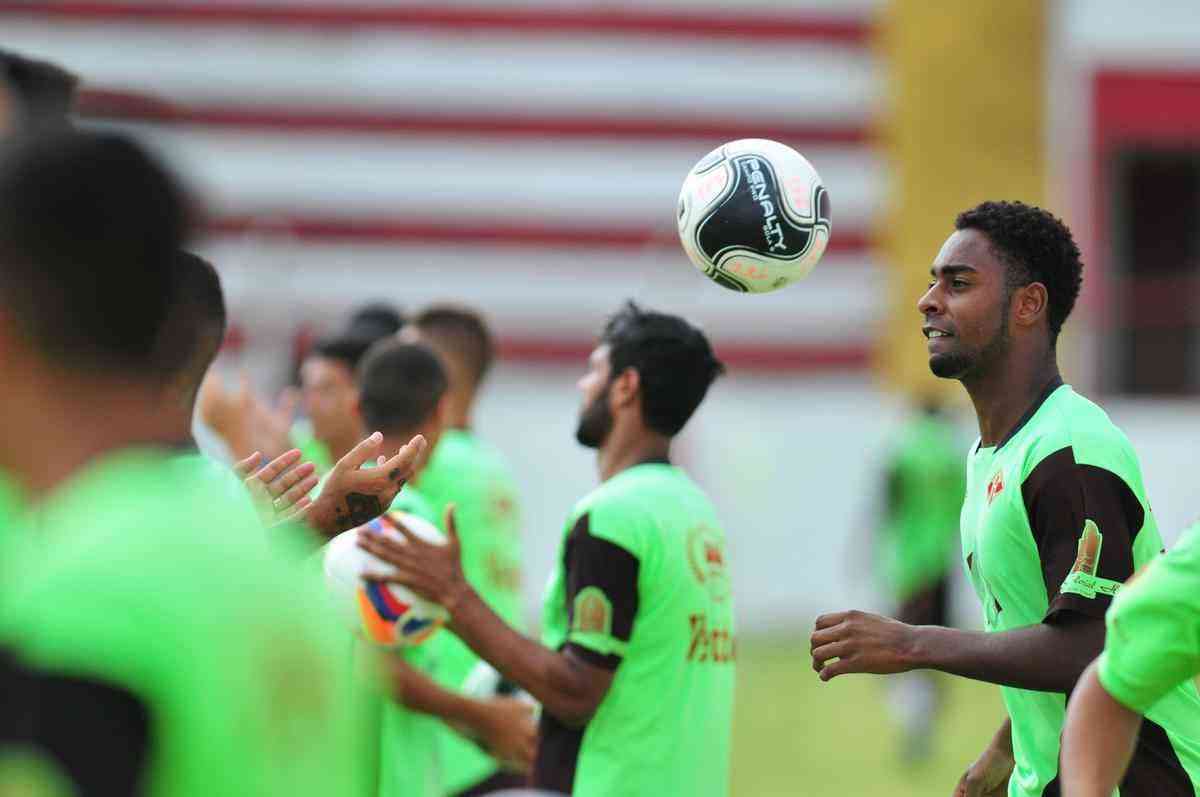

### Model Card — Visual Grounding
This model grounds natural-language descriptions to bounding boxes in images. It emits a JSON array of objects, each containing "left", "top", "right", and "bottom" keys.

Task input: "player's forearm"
[
  {"left": 449, "top": 588, "right": 600, "bottom": 725},
  {"left": 387, "top": 657, "right": 489, "bottom": 736},
  {"left": 910, "top": 616, "right": 1105, "bottom": 692},
  {"left": 1060, "top": 663, "right": 1141, "bottom": 797}
]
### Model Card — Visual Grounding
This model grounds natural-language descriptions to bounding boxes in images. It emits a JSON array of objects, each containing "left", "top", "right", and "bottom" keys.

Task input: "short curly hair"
[{"left": 955, "top": 200, "right": 1083, "bottom": 342}]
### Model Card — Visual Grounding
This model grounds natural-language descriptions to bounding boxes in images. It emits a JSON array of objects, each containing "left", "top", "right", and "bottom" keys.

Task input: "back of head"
[
  {"left": 154, "top": 250, "right": 227, "bottom": 404},
  {"left": 0, "top": 50, "right": 78, "bottom": 130},
  {"left": 602, "top": 301, "right": 725, "bottom": 436},
  {"left": 954, "top": 200, "right": 1083, "bottom": 344},
  {"left": 0, "top": 129, "right": 190, "bottom": 376},
  {"left": 311, "top": 302, "right": 405, "bottom": 373},
  {"left": 357, "top": 340, "right": 448, "bottom": 436},
  {"left": 411, "top": 304, "right": 494, "bottom": 389},
  {"left": 347, "top": 303, "right": 404, "bottom": 339}
]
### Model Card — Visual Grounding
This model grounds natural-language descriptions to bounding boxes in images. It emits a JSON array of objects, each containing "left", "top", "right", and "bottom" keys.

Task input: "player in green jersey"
[
  {"left": 809, "top": 201, "right": 1200, "bottom": 797},
  {"left": 401, "top": 305, "right": 527, "bottom": 796},
  {"left": 0, "top": 130, "right": 423, "bottom": 796},
  {"left": 361, "top": 302, "right": 734, "bottom": 797},
  {"left": 1061, "top": 520, "right": 1200, "bottom": 796},
  {"left": 355, "top": 339, "right": 537, "bottom": 796},
  {"left": 876, "top": 398, "right": 967, "bottom": 763}
]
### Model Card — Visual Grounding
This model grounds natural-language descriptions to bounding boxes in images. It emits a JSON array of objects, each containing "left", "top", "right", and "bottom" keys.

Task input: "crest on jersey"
[
  {"left": 572, "top": 587, "right": 612, "bottom": 636},
  {"left": 986, "top": 471, "right": 1005, "bottom": 505},
  {"left": 686, "top": 524, "right": 730, "bottom": 602}
]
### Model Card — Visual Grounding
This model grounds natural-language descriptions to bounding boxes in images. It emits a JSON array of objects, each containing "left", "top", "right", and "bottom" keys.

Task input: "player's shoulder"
[
  {"left": 429, "top": 430, "right": 514, "bottom": 484},
  {"left": 572, "top": 463, "right": 712, "bottom": 542},
  {"left": 1016, "top": 385, "right": 1141, "bottom": 480}
]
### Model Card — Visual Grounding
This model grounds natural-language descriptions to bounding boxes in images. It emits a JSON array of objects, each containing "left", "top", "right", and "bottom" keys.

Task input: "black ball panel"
[{"left": 694, "top": 153, "right": 818, "bottom": 266}]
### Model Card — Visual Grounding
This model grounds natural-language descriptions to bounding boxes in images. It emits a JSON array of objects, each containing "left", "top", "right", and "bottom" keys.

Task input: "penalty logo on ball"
[{"left": 678, "top": 138, "right": 831, "bottom": 294}]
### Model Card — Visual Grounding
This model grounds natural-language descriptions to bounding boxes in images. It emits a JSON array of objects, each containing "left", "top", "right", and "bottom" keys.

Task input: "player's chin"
[{"left": 928, "top": 350, "right": 971, "bottom": 380}]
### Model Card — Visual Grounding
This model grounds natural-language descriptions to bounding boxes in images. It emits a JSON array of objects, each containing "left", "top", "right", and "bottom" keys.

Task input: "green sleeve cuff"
[{"left": 1097, "top": 651, "right": 1164, "bottom": 715}]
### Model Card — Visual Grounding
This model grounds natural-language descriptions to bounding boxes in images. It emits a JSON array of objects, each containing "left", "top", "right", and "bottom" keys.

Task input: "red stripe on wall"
[
  {"left": 207, "top": 215, "right": 871, "bottom": 256},
  {"left": 77, "top": 89, "right": 872, "bottom": 146},
  {"left": 497, "top": 337, "right": 870, "bottom": 371},
  {"left": 0, "top": 2, "right": 871, "bottom": 42}
]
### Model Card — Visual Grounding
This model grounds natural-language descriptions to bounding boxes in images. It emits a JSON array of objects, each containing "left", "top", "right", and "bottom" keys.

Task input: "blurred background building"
[{"left": 3, "top": 0, "right": 1198, "bottom": 636}]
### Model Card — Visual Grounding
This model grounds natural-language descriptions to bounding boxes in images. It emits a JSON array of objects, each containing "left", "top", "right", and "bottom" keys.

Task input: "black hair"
[
  {"left": 310, "top": 302, "right": 404, "bottom": 372},
  {"left": 1, "top": 50, "right": 78, "bottom": 127},
  {"left": 357, "top": 340, "right": 447, "bottom": 434},
  {"left": 600, "top": 301, "right": 724, "bottom": 437},
  {"left": 955, "top": 200, "right": 1083, "bottom": 343},
  {"left": 153, "top": 251, "right": 226, "bottom": 400},
  {"left": 412, "top": 304, "right": 494, "bottom": 387},
  {"left": 348, "top": 303, "right": 404, "bottom": 339},
  {"left": 0, "top": 129, "right": 190, "bottom": 374}
]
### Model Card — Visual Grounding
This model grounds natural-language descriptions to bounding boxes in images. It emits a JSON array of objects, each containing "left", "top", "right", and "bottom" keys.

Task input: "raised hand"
[
  {"left": 198, "top": 370, "right": 257, "bottom": 459},
  {"left": 248, "top": 386, "right": 299, "bottom": 463},
  {"left": 307, "top": 432, "right": 427, "bottom": 539},
  {"left": 357, "top": 504, "right": 468, "bottom": 611},
  {"left": 237, "top": 448, "right": 319, "bottom": 527}
]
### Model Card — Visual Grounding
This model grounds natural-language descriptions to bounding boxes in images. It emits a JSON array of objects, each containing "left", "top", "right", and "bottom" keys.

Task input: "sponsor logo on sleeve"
[
  {"left": 572, "top": 587, "right": 613, "bottom": 637},
  {"left": 1061, "top": 519, "right": 1122, "bottom": 599}
]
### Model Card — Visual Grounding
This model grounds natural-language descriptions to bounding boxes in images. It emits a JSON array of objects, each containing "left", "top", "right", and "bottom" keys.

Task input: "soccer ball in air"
[
  {"left": 322, "top": 511, "right": 449, "bottom": 647},
  {"left": 677, "top": 138, "right": 830, "bottom": 293}
]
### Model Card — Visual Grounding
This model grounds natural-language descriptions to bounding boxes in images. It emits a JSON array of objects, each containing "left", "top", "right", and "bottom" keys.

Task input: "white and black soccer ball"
[{"left": 677, "top": 138, "right": 830, "bottom": 294}]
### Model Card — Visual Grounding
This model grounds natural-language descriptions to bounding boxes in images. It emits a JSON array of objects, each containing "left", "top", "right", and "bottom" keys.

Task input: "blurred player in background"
[
  {"left": 875, "top": 397, "right": 966, "bottom": 763},
  {"left": 294, "top": 304, "right": 406, "bottom": 471},
  {"left": 199, "top": 302, "right": 402, "bottom": 472},
  {"left": 400, "top": 305, "right": 527, "bottom": 797},
  {"left": 809, "top": 201, "right": 1200, "bottom": 796},
  {"left": 1061, "top": 517, "right": 1200, "bottom": 796},
  {"left": 354, "top": 339, "right": 536, "bottom": 797},
  {"left": 0, "top": 129, "right": 409, "bottom": 795},
  {"left": 361, "top": 301, "right": 735, "bottom": 797}
]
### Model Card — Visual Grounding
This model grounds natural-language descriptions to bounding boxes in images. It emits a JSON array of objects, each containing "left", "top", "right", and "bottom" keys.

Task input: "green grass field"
[{"left": 732, "top": 636, "right": 1004, "bottom": 797}]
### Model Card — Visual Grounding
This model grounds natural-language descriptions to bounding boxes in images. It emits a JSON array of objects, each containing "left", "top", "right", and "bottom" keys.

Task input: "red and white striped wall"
[{"left": 0, "top": 0, "right": 882, "bottom": 373}]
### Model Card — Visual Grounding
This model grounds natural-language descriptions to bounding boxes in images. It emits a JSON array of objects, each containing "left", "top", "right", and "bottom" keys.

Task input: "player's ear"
[
  {"left": 611, "top": 366, "right": 640, "bottom": 408},
  {"left": 1013, "top": 281, "right": 1048, "bottom": 329}
]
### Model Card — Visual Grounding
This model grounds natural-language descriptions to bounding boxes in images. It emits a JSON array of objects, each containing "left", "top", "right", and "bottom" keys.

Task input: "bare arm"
[
  {"left": 380, "top": 654, "right": 536, "bottom": 771},
  {"left": 811, "top": 609, "right": 1105, "bottom": 692},
  {"left": 357, "top": 508, "right": 615, "bottom": 727},
  {"left": 448, "top": 588, "right": 614, "bottom": 727},
  {"left": 1060, "top": 661, "right": 1141, "bottom": 797}
]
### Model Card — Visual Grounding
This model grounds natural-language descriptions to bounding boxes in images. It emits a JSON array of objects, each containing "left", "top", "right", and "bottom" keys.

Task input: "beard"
[
  {"left": 929, "top": 302, "right": 1011, "bottom": 381},
  {"left": 574, "top": 384, "right": 614, "bottom": 449}
]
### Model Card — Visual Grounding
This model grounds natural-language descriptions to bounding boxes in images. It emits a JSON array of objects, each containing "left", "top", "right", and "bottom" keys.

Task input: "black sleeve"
[
  {"left": 0, "top": 648, "right": 152, "bottom": 796},
  {"left": 561, "top": 513, "right": 640, "bottom": 671},
  {"left": 1021, "top": 447, "right": 1142, "bottom": 623}
]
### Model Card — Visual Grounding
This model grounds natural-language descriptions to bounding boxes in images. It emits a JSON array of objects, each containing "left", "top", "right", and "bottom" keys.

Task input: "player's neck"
[
  {"left": 597, "top": 423, "right": 671, "bottom": 483},
  {"left": 963, "top": 345, "right": 1061, "bottom": 447},
  {"left": 441, "top": 390, "right": 474, "bottom": 431},
  {"left": 1, "top": 372, "right": 172, "bottom": 498}
]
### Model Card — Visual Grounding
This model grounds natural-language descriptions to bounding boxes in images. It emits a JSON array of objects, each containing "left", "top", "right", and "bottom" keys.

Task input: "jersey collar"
[{"left": 989, "top": 376, "right": 1065, "bottom": 452}]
